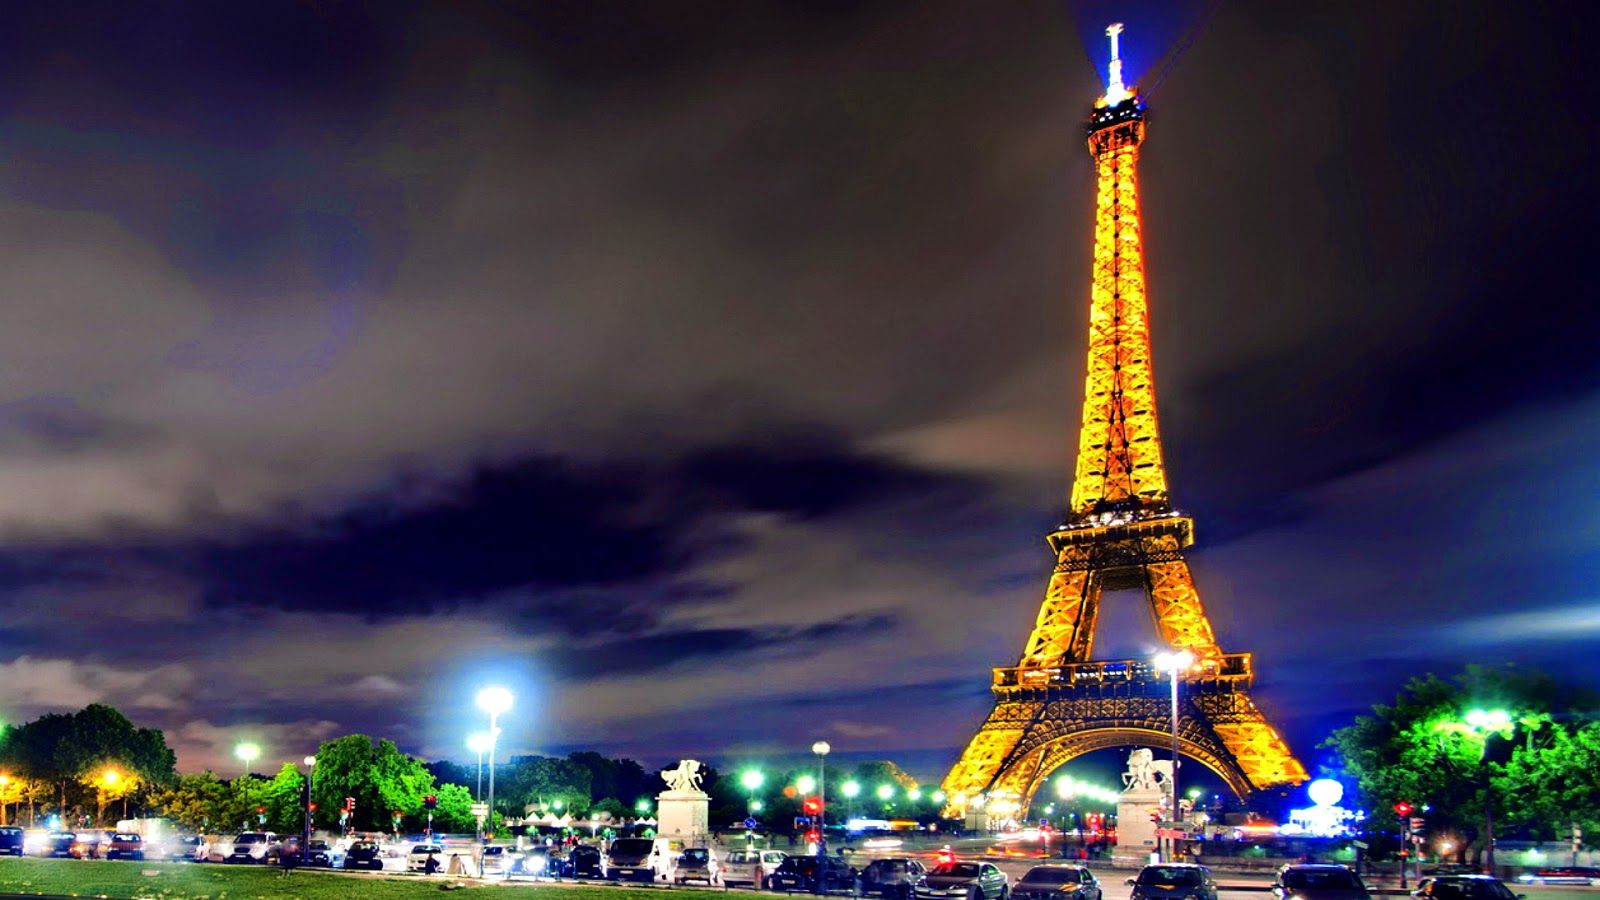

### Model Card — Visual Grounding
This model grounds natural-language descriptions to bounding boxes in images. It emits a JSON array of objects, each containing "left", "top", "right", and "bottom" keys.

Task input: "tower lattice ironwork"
[{"left": 941, "top": 25, "right": 1306, "bottom": 819}]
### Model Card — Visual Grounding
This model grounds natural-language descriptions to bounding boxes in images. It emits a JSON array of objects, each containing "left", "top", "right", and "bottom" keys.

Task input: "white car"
[
  {"left": 407, "top": 843, "right": 446, "bottom": 874},
  {"left": 724, "top": 849, "right": 788, "bottom": 888},
  {"left": 215, "top": 832, "right": 278, "bottom": 863}
]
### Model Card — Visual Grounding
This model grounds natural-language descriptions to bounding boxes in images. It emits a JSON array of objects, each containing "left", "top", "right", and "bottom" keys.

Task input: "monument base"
[
  {"left": 656, "top": 789, "right": 710, "bottom": 843},
  {"left": 1114, "top": 790, "right": 1162, "bottom": 867}
]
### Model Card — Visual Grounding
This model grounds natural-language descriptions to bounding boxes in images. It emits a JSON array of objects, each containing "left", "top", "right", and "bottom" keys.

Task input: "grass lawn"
[{"left": 0, "top": 858, "right": 734, "bottom": 900}]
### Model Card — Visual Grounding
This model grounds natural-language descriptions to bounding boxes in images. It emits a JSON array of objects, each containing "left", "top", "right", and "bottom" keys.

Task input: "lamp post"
[
  {"left": 842, "top": 780, "right": 860, "bottom": 824},
  {"left": 98, "top": 769, "right": 120, "bottom": 826},
  {"left": 741, "top": 770, "right": 764, "bottom": 817},
  {"left": 0, "top": 774, "right": 9, "bottom": 827},
  {"left": 1436, "top": 708, "right": 1512, "bottom": 871},
  {"left": 811, "top": 741, "right": 830, "bottom": 855},
  {"left": 467, "top": 732, "right": 492, "bottom": 801},
  {"left": 302, "top": 755, "right": 317, "bottom": 854},
  {"left": 1152, "top": 650, "right": 1194, "bottom": 862},
  {"left": 476, "top": 686, "right": 514, "bottom": 845},
  {"left": 234, "top": 741, "right": 261, "bottom": 778},
  {"left": 876, "top": 783, "right": 894, "bottom": 815}
]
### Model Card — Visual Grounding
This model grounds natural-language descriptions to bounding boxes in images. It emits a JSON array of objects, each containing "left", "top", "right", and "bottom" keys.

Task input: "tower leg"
[
  {"left": 1018, "top": 562, "right": 1102, "bottom": 668},
  {"left": 1143, "top": 557, "right": 1221, "bottom": 659}
]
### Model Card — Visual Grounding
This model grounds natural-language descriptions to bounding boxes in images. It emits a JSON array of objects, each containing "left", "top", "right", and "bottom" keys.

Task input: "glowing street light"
[
  {"left": 740, "top": 770, "right": 765, "bottom": 818},
  {"left": 302, "top": 755, "right": 317, "bottom": 851},
  {"left": 1436, "top": 708, "right": 1514, "bottom": 869},
  {"left": 234, "top": 741, "right": 261, "bottom": 777},
  {"left": 635, "top": 798, "right": 651, "bottom": 816},
  {"left": 907, "top": 788, "right": 922, "bottom": 803},
  {"left": 876, "top": 784, "right": 894, "bottom": 802},
  {"left": 811, "top": 741, "right": 830, "bottom": 855},
  {"left": 475, "top": 686, "right": 514, "bottom": 843},
  {"left": 796, "top": 774, "right": 816, "bottom": 794},
  {"left": 1152, "top": 649, "right": 1194, "bottom": 860}
]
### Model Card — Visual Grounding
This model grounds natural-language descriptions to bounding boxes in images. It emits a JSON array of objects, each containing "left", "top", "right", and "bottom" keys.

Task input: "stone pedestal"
[
  {"left": 656, "top": 789, "right": 710, "bottom": 843},
  {"left": 1114, "top": 790, "right": 1162, "bottom": 867}
]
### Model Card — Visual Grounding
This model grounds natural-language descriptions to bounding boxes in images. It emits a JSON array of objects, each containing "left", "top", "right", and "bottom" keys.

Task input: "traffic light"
[
  {"left": 1393, "top": 801, "right": 1413, "bottom": 816},
  {"left": 1149, "top": 810, "right": 1161, "bottom": 824},
  {"left": 344, "top": 796, "right": 356, "bottom": 812},
  {"left": 256, "top": 806, "right": 265, "bottom": 814},
  {"left": 308, "top": 802, "right": 318, "bottom": 812},
  {"left": 1409, "top": 817, "right": 1426, "bottom": 835},
  {"left": 804, "top": 828, "right": 822, "bottom": 845},
  {"left": 423, "top": 795, "right": 438, "bottom": 811},
  {"left": 802, "top": 796, "right": 823, "bottom": 817}
]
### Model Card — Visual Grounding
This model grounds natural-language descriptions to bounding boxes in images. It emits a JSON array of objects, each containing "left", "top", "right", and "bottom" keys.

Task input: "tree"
[
  {"left": 506, "top": 756, "right": 592, "bottom": 816},
  {"left": 430, "top": 783, "right": 477, "bottom": 833},
  {"left": 150, "top": 772, "right": 235, "bottom": 832},
  {"left": 1324, "top": 665, "right": 1591, "bottom": 862},
  {"left": 1499, "top": 721, "right": 1600, "bottom": 841},
  {"left": 310, "top": 735, "right": 436, "bottom": 832}
]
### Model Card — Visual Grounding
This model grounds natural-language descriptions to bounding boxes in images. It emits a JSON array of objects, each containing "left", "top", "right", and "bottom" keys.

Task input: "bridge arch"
[{"left": 994, "top": 727, "right": 1255, "bottom": 814}]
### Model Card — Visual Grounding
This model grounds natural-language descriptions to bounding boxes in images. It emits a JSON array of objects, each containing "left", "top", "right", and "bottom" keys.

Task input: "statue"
[
  {"left": 660, "top": 759, "right": 705, "bottom": 793},
  {"left": 1121, "top": 748, "right": 1174, "bottom": 793}
]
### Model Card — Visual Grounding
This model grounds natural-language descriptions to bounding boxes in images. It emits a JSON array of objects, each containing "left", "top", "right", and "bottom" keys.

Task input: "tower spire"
[{"left": 1104, "top": 22, "right": 1127, "bottom": 105}]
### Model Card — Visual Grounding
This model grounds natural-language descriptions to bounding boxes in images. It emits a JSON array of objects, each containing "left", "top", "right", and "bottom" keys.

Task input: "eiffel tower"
[{"left": 940, "top": 25, "right": 1306, "bottom": 819}]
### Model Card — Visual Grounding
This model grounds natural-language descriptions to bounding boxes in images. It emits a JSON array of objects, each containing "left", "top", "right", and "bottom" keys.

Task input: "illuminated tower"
[{"left": 941, "top": 25, "right": 1306, "bottom": 818}]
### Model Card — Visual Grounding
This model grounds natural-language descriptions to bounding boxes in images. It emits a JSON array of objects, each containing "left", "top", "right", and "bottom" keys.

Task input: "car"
[
  {"left": 1414, "top": 875, "right": 1523, "bottom": 900},
  {"left": 725, "top": 849, "right": 788, "bottom": 888},
  {"left": 917, "top": 862, "right": 1010, "bottom": 900},
  {"left": 344, "top": 840, "right": 386, "bottom": 870},
  {"left": 145, "top": 833, "right": 201, "bottom": 862},
  {"left": 1016, "top": 865, "right": 1104, "bottom": 900},
  {"left": 674, "top": 847, "right": 721, "bottom": 886},
  {"left": 1424, "top": 866, "right": 1484, "bottom": 877},
  {"left": 1515, "top": 868, "right": 1600, "bottom": 887},
  {"left": 1127, "top": 864, "right": 1215, "bottom": 900},
  {"left": 224, "top": 832, "right": 278, "bottom": 864},
  {"left": 769, "top": 854, "right": 860, "bottom": 894},
  {"left": 0, "top": 827, "right": 22, "bottom": 856},
  {"left": 860, "top": 857, "right": 930, "bottom": 899},
  {"left": 40, "top": 831, "right": 77, "bottom": 858},
  {"left": 407, "top": 843, "right": 446, "bottom": 873},
  {"left": 304, "top": 839, "right": 344, "bottom": 868},
  {"left": 606, "top": 837, "right": 677, "bottom": 882},
  {"left": 1272, "top": 865, "right": 1370, "bottom": 900},
  {"left": 562, "top": 844, "right": 606, "bottom": 878},
  {"left": 105, "top": 832, "right": 145, "bottom": 860},
  {"left": 69, "top": 831, "right": 114, "bottom": 859}
]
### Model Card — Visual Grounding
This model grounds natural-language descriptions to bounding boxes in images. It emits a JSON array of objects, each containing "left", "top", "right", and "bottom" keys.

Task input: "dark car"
[
  {"left": 861, "top": 857, "right": 929, "bottom": 899},
  {"left": 105, "top": 833, "right": 145, "bottom": 860},
  {"left": 1128, "top": 865, "right": 1216, "bottom": 900},
  {"left": 1415, "top": 875, "right": 1523, "bottom": 900},
  {"left": 674, "top": 848, "right": 720, "bottom": 886},
  {"left": 0, "top": 827, "right": 22, "bottom": 856},
  {"left": 42, "top": 831, "right": 77, "bottom": 858},
  {"left": 563, "top": 845, "right": 604, "bottom": 878},
  {"left": 916, "top": 862, "right": 1010, "bottom": 900},
  {"left": 769, "top": 854, "right": 859, "bottom": 894},
  {"left": 1015, "top": 865, "right": 1103, "bottom": 900},
  {"left": 1273, "top": 865, "right": 1370, "bottom": 900},
  {"left": 343, "top": 840, "right": 385, "bottom": 870}
]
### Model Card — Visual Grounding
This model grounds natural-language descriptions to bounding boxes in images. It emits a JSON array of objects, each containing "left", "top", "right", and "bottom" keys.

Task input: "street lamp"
[
  {"left": 1436, "top": 708, "right": 1513, "bottom": 869},
  {"left": 876, "top": 783, "right": 894, "bottom": 813},
  {"left": 98, "top": 768, "right": 121, "bottom": 826},
  {"left": 476, "top": 686, "right": 514, "bottom": 843},
  {"left": 740, "top": 770, "right": 765, "bottom": 817},
  {"left": 234, "top": 741, "right": 261, "bottom": 778},
  {"left": 842, "top": 780, "right": 860, "bottom": 823},
  {"left": 796, "top": 774, "right": 816, "bottom": 794},
  {"left": 636, "top": 798, "right": 651, "bottom": 817},
  {"left": 467, "top": 732, "right": 492, "bottom": 801},
  {"left": 302, "top": 755, "right": 317, "bottom": 852},
  {"left": 1153, "top": 649, "right": 1194, "bottom": 862},
  {"left": 0, "top": 774, "right": 9, "bottom": 827},
  {"left": 811, "top": 741, "right": 830, "bottom": 855}
]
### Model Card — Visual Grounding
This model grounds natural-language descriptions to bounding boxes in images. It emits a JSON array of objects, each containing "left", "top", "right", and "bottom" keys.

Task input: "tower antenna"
[{"left": 1104, "top": 22, "right": 1128, "bottom": 104}]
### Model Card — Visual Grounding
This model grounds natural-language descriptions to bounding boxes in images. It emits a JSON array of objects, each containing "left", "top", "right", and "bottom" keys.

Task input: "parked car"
[
  {"left": 304, "top": 839, "right": 343, "bottom": 868},
  {"left": 1127, "top": 865, "right": 1214, "bottom": 900},
  {"left": 515, "top": 845, "right": 556, "bottom": 877},
  {"left": 861, "top": 857, "right": 930, "bottom": 899},
  {"left": 917, "top": 862, "right": 1010, "bottom": 900},
  {"left": 562, "top": 845, "right": 605, "bottom": 878},
  {"left": 1516, "top": 868, "right": 1600, "bottom": 887},
  {"left": 344, "top": 840, "right": 386, "bottom": 870},
  {"left": 224, "top": 832, "right": 278, "bottom": 864},
  {"left": 605, "top": 837, "right": 679, "bottom": 882},
  {"left": 674, "top": 847, "right": 721, "bottom": 886},
  {"left": 1273, "top": 865, "right": 1370, "bottom": 900},
  {"left": 1015, "top": 865, "right": 1104, "bottom": 900},
  {"left": 407, "top": 843, "right": 446, "bottom": 874},
  {"left": 69, "top": 831, "right": 114, "bottom": 859},
  {"left": 769, "top": 854, "right": 860, "bottom": 894},
  {"left": 1414, "top": 875, "right": 1522, "bottom": 900},
  {"left": 41, "top": 831, "right": 77, "bottom": 858},
  {"left": 105, "top": 832, "right": 145, "bottom": 860},
  {"left": 0, "top": 827, "right": 22, "bottom": 856},
  {"left": 725, "top": 848, "right": 788, "bottom": 888}
]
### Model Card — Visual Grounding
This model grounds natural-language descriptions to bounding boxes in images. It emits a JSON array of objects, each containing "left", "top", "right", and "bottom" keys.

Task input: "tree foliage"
[{"left": 1324, "top": 665, "right": 1598, "bottom": 861}]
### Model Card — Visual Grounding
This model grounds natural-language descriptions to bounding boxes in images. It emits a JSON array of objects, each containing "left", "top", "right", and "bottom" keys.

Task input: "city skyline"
[{"left": 0, "top": 1, "right": 1595, "bottom": 778}]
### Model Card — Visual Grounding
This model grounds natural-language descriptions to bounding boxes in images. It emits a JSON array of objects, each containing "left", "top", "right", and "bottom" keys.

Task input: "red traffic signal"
[
  {"left": 1393, "top": 801, "right": 1413, "bottom": 816},
  {"left": 308, "top": 802, "right": 318, "bottom": 812},
  {"left": 801, "top": 796, "right": 823, "bottom": 816},
  {"left": 804, "top": 828, "right": 822, "bottom": 844},
  {"left": 345, "top": 796, "right": 356, "bottom": 811},
  {"left": 256, "top": 806, "right": 265, "bottom": 814},
  {"left": 424, "top": 794, "right": 438, "bottom": 810}
]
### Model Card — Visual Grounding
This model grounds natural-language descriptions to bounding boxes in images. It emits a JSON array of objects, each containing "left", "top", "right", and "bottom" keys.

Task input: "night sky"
[{"left": 0, "top": 1, "right": 1597, "bottom": 783}]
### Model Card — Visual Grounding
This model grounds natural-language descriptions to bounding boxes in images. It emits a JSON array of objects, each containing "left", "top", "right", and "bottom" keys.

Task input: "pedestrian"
[{"left": 424, "top": 850, "right": 440, "bottom": 875}]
